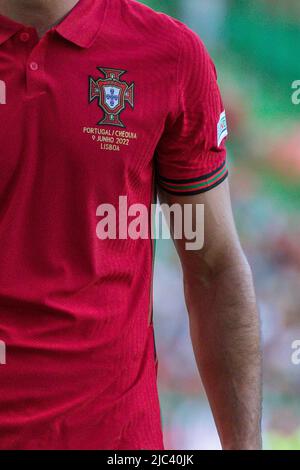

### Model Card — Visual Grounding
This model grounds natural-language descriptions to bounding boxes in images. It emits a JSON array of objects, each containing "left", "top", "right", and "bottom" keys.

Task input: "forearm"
[{"left": 183, "top": 254, "right": 262, "bottom": 450}]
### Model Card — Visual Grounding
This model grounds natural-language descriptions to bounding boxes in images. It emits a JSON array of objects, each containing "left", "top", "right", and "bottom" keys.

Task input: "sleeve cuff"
[{"left": 157, "top": 161, "right": 228, "bottom": 196}]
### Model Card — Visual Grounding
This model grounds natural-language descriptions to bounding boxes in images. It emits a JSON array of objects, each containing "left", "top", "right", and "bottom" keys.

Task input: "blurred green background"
[{"left": 139, "top": 0, "right": 300, "bottom": 450}]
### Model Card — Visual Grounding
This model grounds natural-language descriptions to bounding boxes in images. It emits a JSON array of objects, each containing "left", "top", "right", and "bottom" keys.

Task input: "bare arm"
[{"left": 159, "top": 179, "right": 262, "bottom": 450}]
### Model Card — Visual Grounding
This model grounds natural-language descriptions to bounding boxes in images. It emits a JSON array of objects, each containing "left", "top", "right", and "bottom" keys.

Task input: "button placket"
[{"left": 25, "top": 35, "right": 47, "bottom": 96}]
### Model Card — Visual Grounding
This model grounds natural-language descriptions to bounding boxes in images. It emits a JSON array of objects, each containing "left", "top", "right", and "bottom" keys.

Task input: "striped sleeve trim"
[{"left": 158, "top": 161, "right": 228, "bottom": 196}]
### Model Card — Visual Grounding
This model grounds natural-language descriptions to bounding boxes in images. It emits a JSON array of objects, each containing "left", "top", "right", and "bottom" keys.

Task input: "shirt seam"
[{"left": 175, "top": 25, "right": 186, "bottom": 120}]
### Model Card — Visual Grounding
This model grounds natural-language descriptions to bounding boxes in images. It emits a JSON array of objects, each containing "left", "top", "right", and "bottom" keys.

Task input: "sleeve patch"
[{"left": 217, "top": 111, "right": 228, "bottom": 147}]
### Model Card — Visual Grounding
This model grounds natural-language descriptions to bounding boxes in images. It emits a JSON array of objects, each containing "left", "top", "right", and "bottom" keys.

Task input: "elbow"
[{"left": 182, "top": 245, "right": 254, "bottom": 290}]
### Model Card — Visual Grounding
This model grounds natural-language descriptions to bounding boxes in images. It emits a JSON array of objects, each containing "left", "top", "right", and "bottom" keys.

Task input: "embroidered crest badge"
[{"left": 89, "top": 67, "right": 134, "bottom": 128}]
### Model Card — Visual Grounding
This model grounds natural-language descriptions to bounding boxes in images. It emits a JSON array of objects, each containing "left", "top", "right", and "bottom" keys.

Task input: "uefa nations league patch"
[{"left": 217, "top": 110, "right": 228, "bottom": 147}]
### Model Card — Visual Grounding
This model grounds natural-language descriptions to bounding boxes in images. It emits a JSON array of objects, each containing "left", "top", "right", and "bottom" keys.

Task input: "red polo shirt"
[{"left": 0, "top": 0, "right": 228, "bottom": 450}]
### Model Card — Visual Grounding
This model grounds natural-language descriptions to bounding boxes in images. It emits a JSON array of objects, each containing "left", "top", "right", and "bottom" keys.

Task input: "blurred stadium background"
[{"left": 139, "top": 0, "right": 300, "bottom": 450}]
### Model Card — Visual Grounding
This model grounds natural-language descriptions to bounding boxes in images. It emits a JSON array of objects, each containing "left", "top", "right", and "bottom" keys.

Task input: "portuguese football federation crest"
[{"left": 89, "top": 67, "right": 134, "bottom": 128}]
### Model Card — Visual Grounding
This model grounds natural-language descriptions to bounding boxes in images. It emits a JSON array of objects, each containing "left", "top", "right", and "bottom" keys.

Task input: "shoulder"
[{"left": 119, "top": 0, "right": 202, "bottom": 48}]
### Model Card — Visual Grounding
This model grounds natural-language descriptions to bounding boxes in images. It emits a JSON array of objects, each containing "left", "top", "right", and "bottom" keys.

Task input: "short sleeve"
[{"left": 156, "top": 25, "right": 228, "bottom": 195}]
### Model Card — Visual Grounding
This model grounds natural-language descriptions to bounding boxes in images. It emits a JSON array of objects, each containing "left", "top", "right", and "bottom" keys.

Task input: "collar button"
[
  {"left": 20, "top": 32, "right": 30, "bottom": 43},
  {"left": 29, "top": 62, "right": 39, "bottom": 71}
]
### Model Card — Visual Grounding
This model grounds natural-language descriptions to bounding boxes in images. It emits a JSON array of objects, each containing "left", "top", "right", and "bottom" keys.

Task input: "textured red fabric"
[
  {"left": 0, "top": 0, "right": 227, "bottom": 449},
  {"left": 156, "top": 20, "right": 228, "bottom": 192}
]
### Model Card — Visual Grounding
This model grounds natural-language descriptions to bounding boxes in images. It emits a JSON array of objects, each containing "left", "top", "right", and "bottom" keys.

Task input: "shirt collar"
[
  {"left": 0, "top": 14, "right": 23, "bottom": 45},
  {"left": 0, "top": 0, "right": 108, "bottom": 48}
]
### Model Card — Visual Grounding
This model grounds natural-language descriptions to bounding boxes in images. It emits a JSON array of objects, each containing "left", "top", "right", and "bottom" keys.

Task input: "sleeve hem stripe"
[
  {"left": 159, "top": 164, "right": 227, "bottom": 192},
  {"left": 159, "top": 171, "right": 228, "bottom": 196},
  {"left": 158, "top": 160, "right": 226, "bottom": 184}
]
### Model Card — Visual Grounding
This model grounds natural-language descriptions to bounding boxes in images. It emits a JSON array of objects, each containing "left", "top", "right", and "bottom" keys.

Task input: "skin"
[
  {"left": 0, "top": 0, "right": 79, "bottom": 37},
  {"left": 159, "top": 180, "right": 262, "bottom": 450},
  {"left": 0, "top": 0, "right": 262, "bottom": 450}
]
